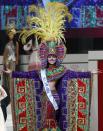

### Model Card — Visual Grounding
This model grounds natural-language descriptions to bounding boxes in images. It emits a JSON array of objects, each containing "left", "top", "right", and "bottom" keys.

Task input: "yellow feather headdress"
[
  {"left": 28, "top": 2, "right": 72, "bottom": 43},
  {"left": 6, "top": 24, "right": 16, "bottom": 36}
]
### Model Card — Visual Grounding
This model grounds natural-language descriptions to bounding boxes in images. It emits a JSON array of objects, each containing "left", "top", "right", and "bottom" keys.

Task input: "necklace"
[{"left": 47, "top": 65, "right": 66, "bottom": 81}]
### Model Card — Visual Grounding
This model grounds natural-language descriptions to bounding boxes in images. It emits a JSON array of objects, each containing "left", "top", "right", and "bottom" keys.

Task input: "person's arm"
[{"left": 0, "top": 85, "right": 7, "bottom": 101}]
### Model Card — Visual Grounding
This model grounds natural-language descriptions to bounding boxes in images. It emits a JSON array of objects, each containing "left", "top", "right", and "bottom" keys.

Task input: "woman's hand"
[{"left": 3, "top": 68, "right": 12, "bottom": 74}]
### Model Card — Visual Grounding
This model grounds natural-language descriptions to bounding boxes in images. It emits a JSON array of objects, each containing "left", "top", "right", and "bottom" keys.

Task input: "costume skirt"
[{"left": 40, "top": 91, "right": 61, "bottom": 131}]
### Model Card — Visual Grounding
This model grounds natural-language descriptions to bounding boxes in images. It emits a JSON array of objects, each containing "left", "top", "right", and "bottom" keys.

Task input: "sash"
[{"left": 40, "top": 69, "right": 58, "bottom": 110}]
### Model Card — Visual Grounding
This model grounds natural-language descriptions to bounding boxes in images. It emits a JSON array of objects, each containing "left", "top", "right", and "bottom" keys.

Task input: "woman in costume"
[
  {"left": 1, "top": 24, "right": 19, "bottom": 121},
  {"left": 19, "top": 2, "right": 72, "bottom": 130},
  {"left": 39, "top": 41, "right": 67, "bottom": 130},
  {"left": 3, "top": 24, "right": 19, "bottom": 72},
  {"left": 27, "top": 2, "right": 72, "bottom": 130},
  {"left": 0, "top": 85, "right": 7, "bottom": 131},
  {"left": 12, "top": 2, "right": 91, "bottom": 131}
]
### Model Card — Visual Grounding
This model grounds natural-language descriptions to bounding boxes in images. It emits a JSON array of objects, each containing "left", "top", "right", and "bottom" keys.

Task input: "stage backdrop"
[{"left": 0, "top": 0, "right": 103, "bottom": 29}]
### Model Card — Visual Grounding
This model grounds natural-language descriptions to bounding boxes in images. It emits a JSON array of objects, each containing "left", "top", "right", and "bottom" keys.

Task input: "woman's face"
[
  {"left": 8, "top": 29, "right": 16, "bottom": 40},
  {"left": 8, "top": 33, "right": 14, "bottom": 40},
  {"left": 47, "top": 54, "right": 56, "bottom": 65}
]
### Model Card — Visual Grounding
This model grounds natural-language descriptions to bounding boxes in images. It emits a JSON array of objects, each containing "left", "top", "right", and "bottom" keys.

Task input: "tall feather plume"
[{"left": 28, "top": 2, "right": 72, "bottom": 43}]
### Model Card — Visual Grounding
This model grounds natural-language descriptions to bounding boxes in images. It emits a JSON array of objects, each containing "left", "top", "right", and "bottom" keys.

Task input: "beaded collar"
[{"left": 46, "top": 65, "right": 66, "bottom": 81}]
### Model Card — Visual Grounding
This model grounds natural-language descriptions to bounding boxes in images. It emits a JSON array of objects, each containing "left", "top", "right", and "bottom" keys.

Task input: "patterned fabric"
[
  {"left": 40, "top": 91, "right": 61, "bottom": 131},
  {"left": 68, "top": 78, "right": 90, "bottom": 131},
  {"left": 57, "top": 70, "right": 91, "bottom": 131},
  {"left": 46, "top": 65, "right": 66, "bottom": 81},
  {"left": 12, "top": 70, "right": 91, "bottom": 131},
  {"left": 39, "top": 43, "right": 48, "bottom": 68},
  {"left": 0, "top": 3, "right": 103, "bottom": 29},
  {"left": 56, "top": 44, "right": 66, "bottom": 66},
  {"left": 11, "top": 78, "right": 36, "bottom": 131}
]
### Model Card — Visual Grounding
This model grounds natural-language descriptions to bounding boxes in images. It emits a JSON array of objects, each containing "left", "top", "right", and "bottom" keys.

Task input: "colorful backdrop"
[{"left": 0, "top": 0, "right": 103, "bottom": 29}]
